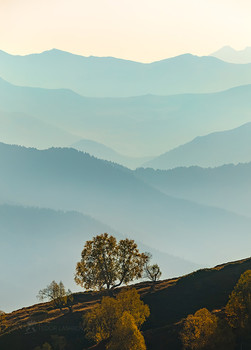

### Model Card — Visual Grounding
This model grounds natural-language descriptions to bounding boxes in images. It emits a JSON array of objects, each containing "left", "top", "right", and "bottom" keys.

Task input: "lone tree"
[
  {"left": 144, "top": 253, "right": 161, "bottom": 289},
  {"left": 37, "top": 281, "right": 73, "bottom": 311},
  {"left": 75, "top": 233, "right": 148, "bottom": 291}
]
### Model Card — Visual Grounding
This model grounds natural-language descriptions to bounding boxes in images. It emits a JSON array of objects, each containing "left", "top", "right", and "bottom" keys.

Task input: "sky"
[{"left": 0, "top": 0, "right": 251, "bottom": 62}]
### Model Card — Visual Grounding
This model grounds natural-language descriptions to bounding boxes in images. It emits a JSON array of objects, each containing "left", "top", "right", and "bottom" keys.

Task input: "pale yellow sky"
[{"left": 0, "top": 0, "right": 251, "bottom": 62}]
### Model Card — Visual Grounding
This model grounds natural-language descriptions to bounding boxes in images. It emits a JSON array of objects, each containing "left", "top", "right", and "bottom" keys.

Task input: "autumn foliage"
[
  {"left": 225, "top": 269, "right": 251, "bottom": 332},
  {"left": 0, "top": 312, "right": 6, "bottom": 333},
  {"left": 75, "top": 233, "right": 148, "bottom": 290},
  {"left": 84, "top": 288, "right": 149, "bottom": 349},
  {"left": 106, "top": 311, "right": 146, "bottom": 350},
  {"left": 181, "top": 269, "right": 251, "bottom": 350},
  {"left": 180, "top": 308, "right": 218, "bottom": 349}
]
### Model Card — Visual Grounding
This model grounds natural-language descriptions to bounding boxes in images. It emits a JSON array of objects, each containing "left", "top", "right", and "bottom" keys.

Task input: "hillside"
[
  {"left": 0, "top": 257, "right": 250, "bottom": 350},
  {"left": 1, "top": 78, "right": 251, "bottom": 155},
  {"left": 1, "top": 50, "right": 251, "bottom": 97},
  {"left": 135, "top": 162, "right": 251, "bottom": 218},
  {"left": 143, "top": 122, "right": 251, "bottom": 169},
  {"left": 1, "top": 143, "right": 251, "bottom": 268}
]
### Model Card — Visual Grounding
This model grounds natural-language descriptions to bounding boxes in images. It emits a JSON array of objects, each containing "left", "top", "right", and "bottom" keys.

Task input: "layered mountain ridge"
[
  {"left": 1, "top": 77, "right": 251, "bottom": 156},
  {"left": 2, "top": 49, "right": 251, "bottom": 97},
  {"left": 0, "top": 142, "right": 250, "bottom": 266}
]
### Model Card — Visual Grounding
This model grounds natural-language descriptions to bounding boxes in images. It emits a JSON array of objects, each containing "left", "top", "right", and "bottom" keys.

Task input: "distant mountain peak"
[{"left": 211, "top": 46, "right": 251, "bottom": 64}]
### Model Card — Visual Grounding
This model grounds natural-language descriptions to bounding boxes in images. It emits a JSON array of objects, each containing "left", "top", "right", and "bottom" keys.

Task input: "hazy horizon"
[{"left": 1, "top": 0, "right": 251, "bottom": 62}]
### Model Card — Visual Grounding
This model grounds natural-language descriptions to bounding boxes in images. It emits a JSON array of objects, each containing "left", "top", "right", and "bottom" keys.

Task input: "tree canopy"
[
  {"left": 106, "top": 311, "right": 146, "bottom": 350},
  {"left": 181, "top": 307, "right": 235, "bottom": 350},
  {"left": 75, "top": 233, "right": 148, "bottom": 290},
  {"left": 180, "top": 308, "right": 218, "bottom": 350},
  {"left": 226, "top": 269, "right": 251, "bottom": 332},
  {"left": 37, "top": 281, "right": 73, "bottom": 311},
  {"left": 84, "top": 288, "right": 150, "bottom": 344}
]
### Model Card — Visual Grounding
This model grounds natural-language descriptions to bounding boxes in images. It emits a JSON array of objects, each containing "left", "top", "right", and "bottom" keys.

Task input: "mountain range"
[
  {"left": 0, "top": 143, "right": 250, "bottom": 267},
  {"left": 1, "top": 47, "right": 251, "bottom": 317},
  {"left": 1, "top": 49, "right": 251, "bottom": 97},
  {"left": 144, "top": 122, "right": 251, "bottom": 169},
  {"left": 135, "top": 161, "right": 251, "bottom": 218},
  {"left": 1, "top": 78, "right": 251, "bottom": 156}
]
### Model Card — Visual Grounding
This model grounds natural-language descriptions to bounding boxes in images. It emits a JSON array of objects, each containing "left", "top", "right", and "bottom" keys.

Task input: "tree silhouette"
[{"left": 144, "top": 253, "right": 161, "bottom": 289}]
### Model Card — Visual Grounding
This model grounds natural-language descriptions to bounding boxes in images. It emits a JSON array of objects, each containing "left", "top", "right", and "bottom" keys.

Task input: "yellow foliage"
[
  {"left": 0, "top": 311, "right": 6, "bottom": 332},
  {"left": 181, "top": 308, "right": 218, "bottom": 349},
  {"left": 226, "top": 269, "right": 251, "bottom": 331},
  {"left": 34, "top": 343, "right": 52, "bottom": 350},
  {"left": 75, "top": 233, "right": 148, "bottom": 290},
  {"left": 106, "top": 311, "right": 146, "bottom": 350},
  {"left": 85, "top": 296, "right": 119, "bottom": 342},
  {"left": 84, "top": 288, "right": 149, "bottom": 343},
  {"left": 116, "top": 288, "right": 150, "bottom": 328}
]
